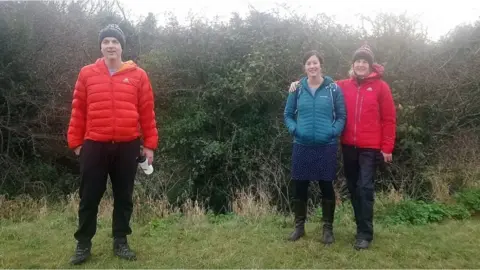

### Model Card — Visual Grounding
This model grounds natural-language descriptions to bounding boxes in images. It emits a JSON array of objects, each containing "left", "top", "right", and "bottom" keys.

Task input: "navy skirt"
[{"left": 291, "top": 143, "right": 338, "bottom": 181}]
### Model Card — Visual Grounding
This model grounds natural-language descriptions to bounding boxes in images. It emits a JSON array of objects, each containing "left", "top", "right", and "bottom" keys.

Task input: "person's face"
[
  {"left": 304, "top": 55, "right": 322, "bottom": 77},
  {"left": 101, "top": 37, "right": 122, "bottom": 60},
  {"left": 352, "top": 59, "right": 370, "bottom": 77}
]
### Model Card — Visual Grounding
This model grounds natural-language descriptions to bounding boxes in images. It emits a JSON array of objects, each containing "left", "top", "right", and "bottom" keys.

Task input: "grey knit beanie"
[{"left": 98, "top": 24, "right": 126, "bottom": 49}]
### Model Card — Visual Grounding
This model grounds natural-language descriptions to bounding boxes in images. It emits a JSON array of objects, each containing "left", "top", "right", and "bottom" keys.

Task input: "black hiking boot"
[
  {"left": 320, "top": 199, "right": 335, "bottom": 245},
  {"left": 69, "top": 241, "right": 91, "bottom": 265},
  {"left": 113, "top": 237, "right": 137, "bottom": 260},
  {"left": 354, "top": 239, "right": 371, "bottom": 250},
  {"left": 288, "top": 200, "right": 307, "bottom": 241}
]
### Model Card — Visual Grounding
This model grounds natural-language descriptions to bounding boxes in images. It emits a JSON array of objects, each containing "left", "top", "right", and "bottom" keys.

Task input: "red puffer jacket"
[
  {"left": 336, "top": 64, "right": 396, "bottom": 154},
  {"left": 67, "top": 58, "right": 158, "bottom": 150}
]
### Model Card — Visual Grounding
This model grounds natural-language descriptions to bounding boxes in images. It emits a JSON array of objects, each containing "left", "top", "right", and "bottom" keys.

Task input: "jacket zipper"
[
  {"left": 312, "top": 90, "right": 316, "bottom": 142},
  {"left": 359, "top": 96, "right": 364, "bottom": 125},
  {"left": 354, "top": 86, "right": 360, "bottom": 146},
  {"left": 111, "top": 74, "right": 116, "bottom": 142},
  {"left": 108, "top": 67, "right": 131, "bottom": 142}
]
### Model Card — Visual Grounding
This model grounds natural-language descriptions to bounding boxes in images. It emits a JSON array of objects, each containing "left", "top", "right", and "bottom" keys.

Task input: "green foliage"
[
  {"left": 1, "top": 0, "right": 480, "bottom": 212},
  {"left": 380, "top": 200, "right": 445, "bottom": 225},
  {"left": 454, "top": 189, "right": 480, "bottom": 212},
  {"left": 444, "top": 204, "right": 472, "bottom": 220},
  {"left": 206, "top": 212, "right": 236, "bottom": 224},
  {"left": 377, "top": 193, "right": 477, "bottom": 226}
]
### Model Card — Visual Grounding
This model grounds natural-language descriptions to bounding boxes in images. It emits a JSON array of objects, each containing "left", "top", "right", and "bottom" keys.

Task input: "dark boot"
[
  {"left": 354, "top": 239, "right": 371, "bottom": 250},
  {"left": 113, "top": 237, "right": 137, "bottom": 260},
  {"left": 69, "top": 241, "right": 91, "bottom": 265},
  {"left": 288, "top": 200, "right": 307, "bottom": 241},
  {"left": 321, "top": 199, "right": 335, "bottom": 245}
]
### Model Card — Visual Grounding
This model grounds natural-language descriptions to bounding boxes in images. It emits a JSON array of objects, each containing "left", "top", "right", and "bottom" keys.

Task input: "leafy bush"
[
  {"left": 1, "top": 1, "right": 480, "bottom": 213},
  {"left": 379, "top": 200, "right": 450, "bottom": 225},
  {"left": 454, "top": 189, "right": 480, "bottom": 212},
  {"left": 378, "top": 199, "right": 472, "bottom": 226}
]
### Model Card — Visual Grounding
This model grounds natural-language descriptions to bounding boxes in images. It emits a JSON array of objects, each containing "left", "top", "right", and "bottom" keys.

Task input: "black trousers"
[
  {"left": 342, "top": 144, "right": 382, "bottom": 241},
  {"left": 74, "top": 138, "right": 140, "bottom": 243},
  {"left": 294, "top": 180, "right": 335, "bottom": 202}
]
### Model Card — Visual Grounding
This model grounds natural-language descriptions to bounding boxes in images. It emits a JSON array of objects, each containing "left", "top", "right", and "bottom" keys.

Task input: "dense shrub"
[{"left": 1, "top": 1, "right": 479, "bottom": 211}]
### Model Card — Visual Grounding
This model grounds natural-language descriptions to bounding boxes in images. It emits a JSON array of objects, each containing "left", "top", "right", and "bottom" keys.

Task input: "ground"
[{"left": 1, "top": 210, "right": 479, "bottom": 268}]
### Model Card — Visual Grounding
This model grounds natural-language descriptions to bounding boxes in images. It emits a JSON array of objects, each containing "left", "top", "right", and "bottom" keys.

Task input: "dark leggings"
[{"left": 294, "top": 180, "right": 335, "bottom": 202}]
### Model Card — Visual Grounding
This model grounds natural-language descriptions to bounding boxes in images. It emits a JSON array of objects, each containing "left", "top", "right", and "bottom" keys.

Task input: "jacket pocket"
[
  {"left": 295, "top": 129, "right": 311, "bottom": 144},
  {"left": 331, "top": 127, "right": 336, "bottom": 138},
  {"left": 295, "top": 129, "right": 303, "bottom": 141}
]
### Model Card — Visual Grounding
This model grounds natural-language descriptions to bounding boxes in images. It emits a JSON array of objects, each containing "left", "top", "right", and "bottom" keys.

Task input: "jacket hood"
[
  {"left": 299, "top": 75, "right": 335, "bottom": 90},
  {"left": 348, "top": 63, "right": 384, "bottom": 81}
]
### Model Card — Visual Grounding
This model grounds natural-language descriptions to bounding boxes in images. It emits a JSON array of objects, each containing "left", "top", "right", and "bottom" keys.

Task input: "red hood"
[{"left": 370, "top": 63, "right": 384, "bottom": 78}]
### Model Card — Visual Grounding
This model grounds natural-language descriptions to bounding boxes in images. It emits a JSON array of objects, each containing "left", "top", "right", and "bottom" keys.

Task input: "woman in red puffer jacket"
[{"left": 336, "top": 44, "right": 396, "bottom": 250}]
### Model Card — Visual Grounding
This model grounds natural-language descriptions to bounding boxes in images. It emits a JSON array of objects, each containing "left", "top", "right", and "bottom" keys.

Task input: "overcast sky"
[{"left": 118, "top": 0, "right": 480, "bottom": 41}]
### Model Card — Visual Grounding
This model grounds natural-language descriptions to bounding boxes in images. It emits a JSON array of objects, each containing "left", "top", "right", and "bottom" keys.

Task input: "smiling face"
[
  {"left": 100, "top": 37, "right": 122, "bottom": 61},
  {"left": 304, "top": 55, "right": 322, "bottom": 78},
  {"left": 352, "top": 58, "right": 371, "bottom": 77}
]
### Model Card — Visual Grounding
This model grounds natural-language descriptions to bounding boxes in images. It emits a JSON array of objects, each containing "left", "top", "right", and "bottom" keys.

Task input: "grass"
[{"left": 1, "top": 202, "right": 480, "bottom": 268}]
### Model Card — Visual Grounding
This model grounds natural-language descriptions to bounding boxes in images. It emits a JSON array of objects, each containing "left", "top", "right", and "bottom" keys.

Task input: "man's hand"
[
  {"left": 289, "top": 81, "right": 300, "bottom": 92},
  {"left": 74, "top": 146, "right": 82, "bottom": 156},
  {"left": 381, "top": 151, "right": 393, "bottom": 163},
  {"left": 143, "top": 147, "right": 154, "bottom": 165}
]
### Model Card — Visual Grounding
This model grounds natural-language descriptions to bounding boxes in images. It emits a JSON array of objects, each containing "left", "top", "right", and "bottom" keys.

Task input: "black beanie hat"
[{"left": 98, "top": 24, "right": 126, "bottom": 49}]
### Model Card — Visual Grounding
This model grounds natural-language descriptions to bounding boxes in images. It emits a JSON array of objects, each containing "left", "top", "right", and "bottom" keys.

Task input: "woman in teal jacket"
[{"left": 284, "top": 50, "right": 346, "bottom": 244}]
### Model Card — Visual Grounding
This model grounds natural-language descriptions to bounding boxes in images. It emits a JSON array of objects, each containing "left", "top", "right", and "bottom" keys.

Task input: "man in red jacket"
[
  {"left": 67, "top": 24, "right": 158, "bottom": 264},
  {"left": 288, "top": 44, "right": 396, "bottom": 250},
  {"left": 337, "top": 44, "right": 396, "bottom": 250}
]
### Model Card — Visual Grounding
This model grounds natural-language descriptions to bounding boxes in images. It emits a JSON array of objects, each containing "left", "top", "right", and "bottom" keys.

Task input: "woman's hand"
[
  {"left": 381, "top": 151, "right": 393, "bottom": 163},
  {"left": 289, "top": 81, "right": 300, "bottom": 92}
]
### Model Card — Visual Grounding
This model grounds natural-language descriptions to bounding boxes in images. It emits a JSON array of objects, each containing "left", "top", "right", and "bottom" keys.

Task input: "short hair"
[{"left": 303, "top": 50, "right": 324, "bottom": 65}]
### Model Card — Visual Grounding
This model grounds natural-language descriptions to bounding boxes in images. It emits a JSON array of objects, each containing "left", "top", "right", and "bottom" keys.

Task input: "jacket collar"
[{"left": 91, "top": 58, "right": 137, "bottom": 75}]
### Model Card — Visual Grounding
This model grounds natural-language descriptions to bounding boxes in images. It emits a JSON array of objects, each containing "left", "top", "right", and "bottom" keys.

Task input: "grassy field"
[{"left": 1, "top": 201, "right": 480, "bottom": 269}]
